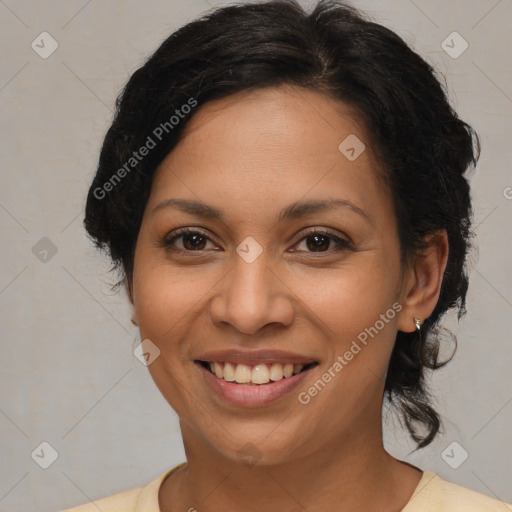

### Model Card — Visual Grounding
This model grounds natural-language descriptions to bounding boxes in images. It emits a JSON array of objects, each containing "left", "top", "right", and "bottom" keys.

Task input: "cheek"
[
  {"left": 134, "top": 270, "right": 198, "bottom": 340},
  {"left": 290, "top": 259, "right": 401, "bottom": 408},
  {"left": 132, "top": 253, "right": 228, "bottom": 355},
  {"left": 294, "top": 267, "right": 400, "bottom": 422},
  {"left": 290, "top": 258, "right": 399, "bottom": 341}
]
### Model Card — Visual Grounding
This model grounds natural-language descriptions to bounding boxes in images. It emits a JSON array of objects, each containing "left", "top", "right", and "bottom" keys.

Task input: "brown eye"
[
  {"left": 162, "top": 228, "right": 216, "bottom": 252},
  {"left": 306, "top": 234, "right": 331, "bottom": 252},
  {"left": 181, "top": 232, "right": 207, "bottom": 250},
  {"left": 293, "top": 230, "right": 352, "bottom": 254}
]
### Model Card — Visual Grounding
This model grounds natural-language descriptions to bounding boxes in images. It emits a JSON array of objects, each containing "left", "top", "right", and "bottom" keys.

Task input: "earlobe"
[{"left": 397, "top": 230, "right": 449, "bottom": 333}]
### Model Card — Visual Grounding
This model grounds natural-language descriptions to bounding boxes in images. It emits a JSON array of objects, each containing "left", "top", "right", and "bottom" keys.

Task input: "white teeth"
[
  {"left": 293, "top": 364, "right": 304, "bottom": 375},
  {"left": 213, "top": 361, "right": 223, "bottom": 379},
  {"left": 283, "top": 363, "right": 293, "bottom": 378},
  {"left": 234, "top": 364, "right": 252, "bottom": 383},
  {"left": 205, "top": 361, "right": 312, "bottom": 384},
  {"left": 269, "top": 363, "right": 284, "bottom": 381},
  {"left": 252, "top": 364, "right": 270, "bottom": 384},
  {"left": 223, "top": 362, "right": 236, "bottom": 382}
]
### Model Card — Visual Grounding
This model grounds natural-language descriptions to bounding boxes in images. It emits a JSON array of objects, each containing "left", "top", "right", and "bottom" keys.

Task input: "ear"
[
  {"left": 125, "top": 277, "right": 139, "bottom": 326},
  {"left": 397, "top": 229, "right": 449, "bottom": 333}
]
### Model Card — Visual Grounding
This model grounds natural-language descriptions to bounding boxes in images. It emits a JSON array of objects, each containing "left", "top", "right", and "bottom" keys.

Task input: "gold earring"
[{"left": 414, "top": 317, "right": 422, "bottom": 331}]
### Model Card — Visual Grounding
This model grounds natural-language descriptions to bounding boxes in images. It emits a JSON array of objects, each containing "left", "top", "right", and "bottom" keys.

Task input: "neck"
[{"left": 159, "top": 424, "right": 423, "bottom": 512}]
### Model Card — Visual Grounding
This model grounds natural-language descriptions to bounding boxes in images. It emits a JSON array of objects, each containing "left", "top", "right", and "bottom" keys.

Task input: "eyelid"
[
  {"left": 162, "top": 227, "right": 219, "bottom": 249},
  {"left": 161, "top": 226, "right": 353, "bottom": 253},
  {"left": 292, "top": 226, "right": 352, "bottom": 246},
  {"left": 289, "top": 229, "right": 353, "bottom": 255}
]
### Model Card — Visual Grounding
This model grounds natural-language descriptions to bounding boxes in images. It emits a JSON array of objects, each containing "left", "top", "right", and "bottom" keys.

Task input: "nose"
[{"left": 208, "top": 248, "right": 295, "bottom": 335}]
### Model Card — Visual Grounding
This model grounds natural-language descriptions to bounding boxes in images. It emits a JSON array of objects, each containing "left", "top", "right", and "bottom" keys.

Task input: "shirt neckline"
[
  {"left": 135, "top": 462, "right": 187, "bottom": 511},
  {"left": 136, "top": 464, "right": 438, "bottom": 512}
]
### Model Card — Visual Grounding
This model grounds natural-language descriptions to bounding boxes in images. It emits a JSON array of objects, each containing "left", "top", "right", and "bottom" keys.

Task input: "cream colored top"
[{"left": 61, "top": 463, "right": 511, "bottom": 511}]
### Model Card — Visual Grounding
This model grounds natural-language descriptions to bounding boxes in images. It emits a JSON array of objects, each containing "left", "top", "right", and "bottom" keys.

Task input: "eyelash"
[{"left": 160, "top": 227, "right": 353, "bottom": 256}]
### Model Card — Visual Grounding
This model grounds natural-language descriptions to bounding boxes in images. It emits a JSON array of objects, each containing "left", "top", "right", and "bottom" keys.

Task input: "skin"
[{"left": 129, "top": 85, "right": 449, "bottom": 512}]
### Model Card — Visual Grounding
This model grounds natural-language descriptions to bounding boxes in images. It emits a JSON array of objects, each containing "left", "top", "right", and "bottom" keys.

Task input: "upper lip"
[{"left": 195, "top": 349, "right": 318, "bottom": 366}]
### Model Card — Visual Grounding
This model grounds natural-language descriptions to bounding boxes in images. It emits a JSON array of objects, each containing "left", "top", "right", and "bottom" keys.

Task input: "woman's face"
[{"left": 131, "top": 85, "right": 413, "bottom": 464}]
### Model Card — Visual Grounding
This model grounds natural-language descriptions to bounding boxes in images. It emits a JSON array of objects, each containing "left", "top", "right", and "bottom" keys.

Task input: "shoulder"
[
  {"left": 403, "top": 471, "right": 512, "bottom": 512},
  {"left": 60, "top": 463, "right": 186, "bottom": 512},
  {"left": 60, "top": 486, "right": 142, "bottom": 512}
]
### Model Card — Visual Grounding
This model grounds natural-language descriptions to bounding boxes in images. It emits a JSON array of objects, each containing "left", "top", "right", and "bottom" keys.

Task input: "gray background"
[{"left": 0, "top": 1, "right": 511, "bottom": 510}]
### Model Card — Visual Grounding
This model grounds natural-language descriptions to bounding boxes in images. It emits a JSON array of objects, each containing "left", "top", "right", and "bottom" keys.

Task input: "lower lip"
[{"left": 196, "top": 362, "right": 315, "bottom": 408}]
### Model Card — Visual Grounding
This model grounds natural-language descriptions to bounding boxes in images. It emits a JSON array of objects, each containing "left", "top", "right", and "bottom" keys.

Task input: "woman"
[{"left": 63, "top": 0, "right": 511, "bottom": 510}]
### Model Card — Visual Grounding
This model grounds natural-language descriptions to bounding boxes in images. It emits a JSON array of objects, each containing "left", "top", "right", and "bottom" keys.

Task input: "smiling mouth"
[{"left": 196, "top": 360, "right": 318, "bottom": 385}]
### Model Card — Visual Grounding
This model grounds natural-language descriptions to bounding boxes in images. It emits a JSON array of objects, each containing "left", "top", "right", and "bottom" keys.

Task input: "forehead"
[
  {"left": 149, "top": 85, "right": 391, "bottom": 225},
  {"left": 178, "top": 85, "right": 371, "bottom": 161}
]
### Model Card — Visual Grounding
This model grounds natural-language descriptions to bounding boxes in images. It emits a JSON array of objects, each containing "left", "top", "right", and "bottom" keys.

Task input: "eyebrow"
[{"left": 151, "top": 198, "right": 371, "bottom": 224}]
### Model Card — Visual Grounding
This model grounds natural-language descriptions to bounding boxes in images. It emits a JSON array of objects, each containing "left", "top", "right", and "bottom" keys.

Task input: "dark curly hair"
[{"left": 83, "top": 0, "right": 480, "bottom": 449}]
